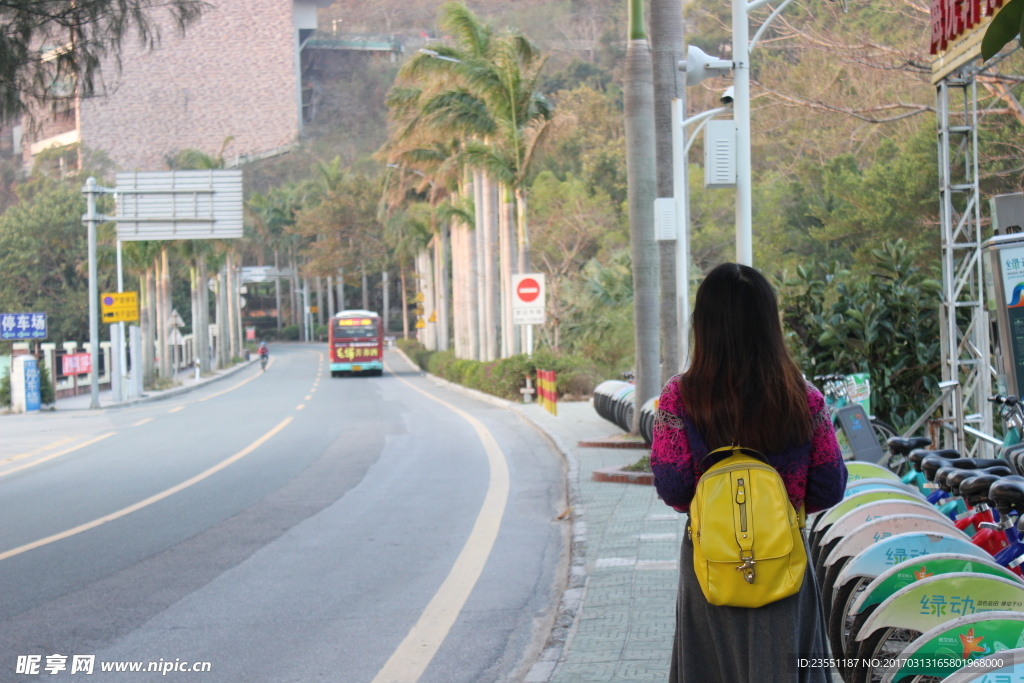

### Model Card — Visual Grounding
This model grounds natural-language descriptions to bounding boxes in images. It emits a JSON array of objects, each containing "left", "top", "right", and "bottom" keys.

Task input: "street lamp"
[
  {"left": 669, "top": 96, "right": 733, "bottom": 370},
  {"left": 678, "top": 0, "right": 799, "bottom": 267},
  {"left": 418, "top": 48, "right": 462, "bottom": 64}
]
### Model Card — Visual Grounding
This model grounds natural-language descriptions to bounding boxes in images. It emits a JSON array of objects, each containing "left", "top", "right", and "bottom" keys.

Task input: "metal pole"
[
  {"left": 526, "top": 324, "right": 533, "bottom": 357},
  {"left": 116, "top": 240, "right": 127, "bottom": 400},
  {"left": 672, "top": 98, "right": 690, "bottom": 372},
  {"left": 303, "top": 280, "right": 311, "bottom": 342},
  {"left": 733, "top": 0, "right": 752, "bottom": 266},
  {"left": 85, "top": 178, "right": 100, "bottom": 409},
  {"left": 382, "top": 271, "right": 389, "bottom": 334}
]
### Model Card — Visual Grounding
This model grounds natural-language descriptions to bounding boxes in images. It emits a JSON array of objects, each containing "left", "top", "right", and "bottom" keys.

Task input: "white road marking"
[
  {"left": 372, "top": 360, "right": 510, "bottom": 683},
  {"left": 0, "top": 418, "right": 292, "bottom": 562}
]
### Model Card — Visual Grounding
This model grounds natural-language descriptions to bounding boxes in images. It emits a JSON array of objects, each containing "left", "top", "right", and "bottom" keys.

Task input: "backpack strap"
[{"left": 700, "top": 445, "right": 768, "bottom": 469}]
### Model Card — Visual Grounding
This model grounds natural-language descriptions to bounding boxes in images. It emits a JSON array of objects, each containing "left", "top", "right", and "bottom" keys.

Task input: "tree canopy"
[{"left": 0, "top": 0, "right": 205, "bottom": 122}]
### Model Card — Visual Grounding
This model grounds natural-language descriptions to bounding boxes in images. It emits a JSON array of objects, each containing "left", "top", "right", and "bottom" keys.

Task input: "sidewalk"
[
  {"left": 518, "top": 401, "right": 683, "bottom": 683},
  {"left": 53, "top": 358, "right": 256, "bottom": 412}
]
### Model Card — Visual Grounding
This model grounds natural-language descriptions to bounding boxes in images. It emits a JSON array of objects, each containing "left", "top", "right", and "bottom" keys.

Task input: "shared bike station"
[{"left": 791, "top": 232, "right": 1024, "bottom": 682}]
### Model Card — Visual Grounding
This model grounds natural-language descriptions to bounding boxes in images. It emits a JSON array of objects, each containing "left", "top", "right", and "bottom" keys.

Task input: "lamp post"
[
  {"left": 671, "top": 100, "right": 733, "bottom": 370},
  {"left": 678, "top": 0, "right": 799, "bottom": 268}
]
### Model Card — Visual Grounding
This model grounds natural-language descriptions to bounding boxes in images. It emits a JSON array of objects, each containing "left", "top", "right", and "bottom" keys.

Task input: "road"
[{"left": 0, "top": 345, "right": 567, "bottom": 682}]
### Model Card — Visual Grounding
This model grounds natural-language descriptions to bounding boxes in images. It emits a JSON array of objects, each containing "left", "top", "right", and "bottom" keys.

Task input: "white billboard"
[{"left": 115, "top": 170, "right": 244, "bottom": 241}]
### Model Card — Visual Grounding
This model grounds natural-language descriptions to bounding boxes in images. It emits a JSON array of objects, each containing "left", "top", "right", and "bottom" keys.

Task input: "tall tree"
[
  {"left": 650, "top": 0, "right": 686, "bottom": 382},
  {"left": 624, "top": 0, "right": 660, "bottom": 433}
]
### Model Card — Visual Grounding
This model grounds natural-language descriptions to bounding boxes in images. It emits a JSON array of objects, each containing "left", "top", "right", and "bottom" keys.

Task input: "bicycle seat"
[
  {"left": 958, "top": 473, "right": 1005, "bottom": 504},
  {"left": 968, "top": 458, "right": 1011, "bottom": 469},
  {"left": 990, "top": 477, "right": 1024, "bottom": 515},
  {"left": 909, "top": 448, "right": 959, "bottom": 471},
  {"left": 888, "top": 436, "right": 933, "bottom": 456},
  {"left": 934, "top": 466, "right": 960, "bottom": 492},
  {"left": 948, "top": 466, "right": 1013, "bottom": 497},
  {"left": 923, "top": 457, "right": 972, "bottom": 482}
]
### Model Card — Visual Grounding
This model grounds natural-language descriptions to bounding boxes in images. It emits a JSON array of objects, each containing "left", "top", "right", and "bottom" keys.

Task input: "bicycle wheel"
[
  {"left": 828, "top": 577, "right": 870, "bottom": 661},
  {"left": 871, "top": 419, "right": 898, "bottom": 448},
  {"left": 852, "top": 626, "right": 922, "bottom": 683},
  {"left": 870, "top": 419, "right": 908, "bottom": 476}
]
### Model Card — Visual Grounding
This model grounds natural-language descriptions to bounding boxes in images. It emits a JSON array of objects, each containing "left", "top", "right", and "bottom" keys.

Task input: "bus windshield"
[{"left": 333, "top": 319, "right": 377, "bottom": 339}]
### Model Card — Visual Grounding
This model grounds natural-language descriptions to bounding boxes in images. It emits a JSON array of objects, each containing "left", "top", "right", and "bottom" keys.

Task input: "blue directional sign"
[{"left": 0, "top": 312, "right": 47, "bottom": 340}]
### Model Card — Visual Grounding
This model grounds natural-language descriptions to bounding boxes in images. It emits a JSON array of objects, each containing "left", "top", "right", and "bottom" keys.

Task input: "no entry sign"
[
  {"left": 512, "top": 273, "right": 546, "bottom": 325},
  {"left": 516, "top": 278, "right": 541, "bottom": 303}
]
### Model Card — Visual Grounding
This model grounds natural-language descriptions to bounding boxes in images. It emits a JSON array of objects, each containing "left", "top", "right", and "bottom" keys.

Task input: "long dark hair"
[{"left": 680, "top": 263, "right": 812, "bottom": 453}]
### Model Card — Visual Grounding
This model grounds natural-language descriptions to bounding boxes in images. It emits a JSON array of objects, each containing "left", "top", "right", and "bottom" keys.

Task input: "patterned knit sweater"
[{"left": 650, "top": 376, "right": 847, "bottom": 514}]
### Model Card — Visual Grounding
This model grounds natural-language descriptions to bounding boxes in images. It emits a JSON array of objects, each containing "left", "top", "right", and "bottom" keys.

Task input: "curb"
[
  {"left": 391, "top": 347, "right": 588, "bottom": 683},
  {"left": 577, "top": 438, "right": 649, "bottom": 450},
  {"left": 56, "top": 358, "right": 259, "bottom": 412},
  {"left": 591, "top": 466, "right": 654, "bottom": 486}
]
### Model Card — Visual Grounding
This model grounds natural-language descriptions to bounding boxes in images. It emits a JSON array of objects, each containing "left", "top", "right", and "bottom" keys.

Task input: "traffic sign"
[
  {"left": 412, "top": 292, "right": 425, "bottom": 303},
  {"left": 512, "top": 273, "right": 546, "bottom": 325},
  {"left": 415, "top": 318, "right": 426, "bottom": 329},
  {"left": 428, "top": 310, "right": 437, "bottom": 323},
  {"left": 0, "top": 312, "right": 46, "bottom": 340},
  {"left": 101, "top": 292, "right": 139, "bottom": 323}
]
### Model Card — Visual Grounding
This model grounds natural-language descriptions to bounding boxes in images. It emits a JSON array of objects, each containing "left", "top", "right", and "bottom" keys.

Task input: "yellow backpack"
[{"left": 689, "top": 446, "right": 807, "bottom": 608}]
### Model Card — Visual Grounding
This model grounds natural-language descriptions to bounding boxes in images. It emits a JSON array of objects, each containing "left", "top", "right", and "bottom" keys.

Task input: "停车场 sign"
[{"left": 0, "top": 312, "right": 47, "bottom": 340}]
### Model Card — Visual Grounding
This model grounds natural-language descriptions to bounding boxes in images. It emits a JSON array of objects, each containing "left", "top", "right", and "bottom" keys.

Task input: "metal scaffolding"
[
  {"left": 937, "top": 73, "right": 990, "bottom": 454},
  {"left": 935, "top": 47, "right": 1022, "bottom": 453}
]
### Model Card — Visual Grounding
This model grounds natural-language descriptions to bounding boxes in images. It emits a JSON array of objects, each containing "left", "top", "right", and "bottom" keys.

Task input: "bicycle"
[
  {"left": 813, "top": 452, "right": 1024, "bottom": 682},
  {"left": 814, "top": 373, "right": 898, "bottom": 461}
]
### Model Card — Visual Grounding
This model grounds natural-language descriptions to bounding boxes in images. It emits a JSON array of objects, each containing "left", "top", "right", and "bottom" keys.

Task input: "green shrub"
[
  {"left": 0, "top": 356, "right": 55, "bottom": 407},
  {"left": 780, "top": 240, "right": 941, "bottom": 431},
  {"left": 396, "top": 338, "right": 599, "bottom": 402},
  {"left": 37, "top": 357, "right": 54, "bottom": 405},
  {"left": 281, "top": 324, "right": 300, "bottom": 341}
]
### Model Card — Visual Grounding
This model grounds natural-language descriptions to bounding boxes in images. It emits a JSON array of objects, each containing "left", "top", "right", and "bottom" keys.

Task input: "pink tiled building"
[{"left": 22, "top": 0, "right": 332, "bottom": 171}]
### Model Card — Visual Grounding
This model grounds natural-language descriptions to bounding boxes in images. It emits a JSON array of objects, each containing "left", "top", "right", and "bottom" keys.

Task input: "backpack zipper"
[{"left": 736, "top": 478, "right": 747, "bottom": 533}]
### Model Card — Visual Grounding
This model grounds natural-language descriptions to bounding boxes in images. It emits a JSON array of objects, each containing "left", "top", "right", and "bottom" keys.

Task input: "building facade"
[{"left": 23, "top": 0, "right": 331, "bottom": 171}]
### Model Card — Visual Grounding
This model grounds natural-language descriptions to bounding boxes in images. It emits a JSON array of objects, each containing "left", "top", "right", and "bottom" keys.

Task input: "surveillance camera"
[{"left": 720, "top": 86, "right": 735, "bottom": 105}]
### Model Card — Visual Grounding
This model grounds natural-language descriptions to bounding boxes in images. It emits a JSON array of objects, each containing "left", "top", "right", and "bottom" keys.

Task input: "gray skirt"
[{"left": 669, "top": 523, "right": 831, "bottom": 683}]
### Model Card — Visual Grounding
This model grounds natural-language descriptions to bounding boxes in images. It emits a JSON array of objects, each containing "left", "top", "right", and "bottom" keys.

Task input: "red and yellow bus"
[{"left": 329, "top": 310, "right": 383, "bottom": 377}]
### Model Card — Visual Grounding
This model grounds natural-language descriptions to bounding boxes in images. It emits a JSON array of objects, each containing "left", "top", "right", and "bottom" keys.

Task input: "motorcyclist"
[{"left": 258, "top": 341, "right": 269, "bottom": 361}]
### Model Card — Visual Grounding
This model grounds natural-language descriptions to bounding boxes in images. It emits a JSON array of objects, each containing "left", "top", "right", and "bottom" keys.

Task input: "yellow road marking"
[
  {"left": 310, "top": 388, "right": 316, "bottom": 393},
  {"left": 305, "top": 395, "right": 312, "bottom": 400},
  {"left": 131, "top": 418, "right": 153, "bottom": 427},
  {"left": 168, "top": 406, "right": 184, "bottom": 413},
  {"left": 371, "top": 360, "right": 510, "bottom": 683},
  {"left": 2, "top": 437, "right": 79, "bottom": 464},
  {"left": 296, "top": 404, "right": 305, "bottom": 410},
  {"left": 0, "top": 433, "right": 117, "bottom": 479},
  {"left": 0, "top": 418, "right": 292, "bottom": 562},
  {"left": 197, "top": 358, "right": 271, "bottom": 402}
]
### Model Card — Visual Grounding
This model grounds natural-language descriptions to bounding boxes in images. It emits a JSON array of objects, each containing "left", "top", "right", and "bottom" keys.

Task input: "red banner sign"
[
  {"left": 62, "top": 352, "right": 92, "bottom": 376},
  {"left": 931, "top": 0, "right": 1002, "bottom": 54}
]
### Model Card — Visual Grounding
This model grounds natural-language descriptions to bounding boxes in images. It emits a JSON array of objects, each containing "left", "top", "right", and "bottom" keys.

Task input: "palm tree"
[
  {"left": 650, "top": 0, "right": 686, "bottom": 381},
  {"left": 387, "top": 2, "right": 564, "bottom": 359},
  {"left": 624, "top": 0, "right": 660, "bottom": 433}
]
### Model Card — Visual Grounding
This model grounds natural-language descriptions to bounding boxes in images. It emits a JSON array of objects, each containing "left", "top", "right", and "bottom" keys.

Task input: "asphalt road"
[{"left": 0, "top": 345, "right": 567, "bottom": 682}]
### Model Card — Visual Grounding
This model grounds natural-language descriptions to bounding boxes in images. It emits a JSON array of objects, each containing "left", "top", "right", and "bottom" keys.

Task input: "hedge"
[{"left": 396, "top": 338, "right": 599, "bottom": 401}]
